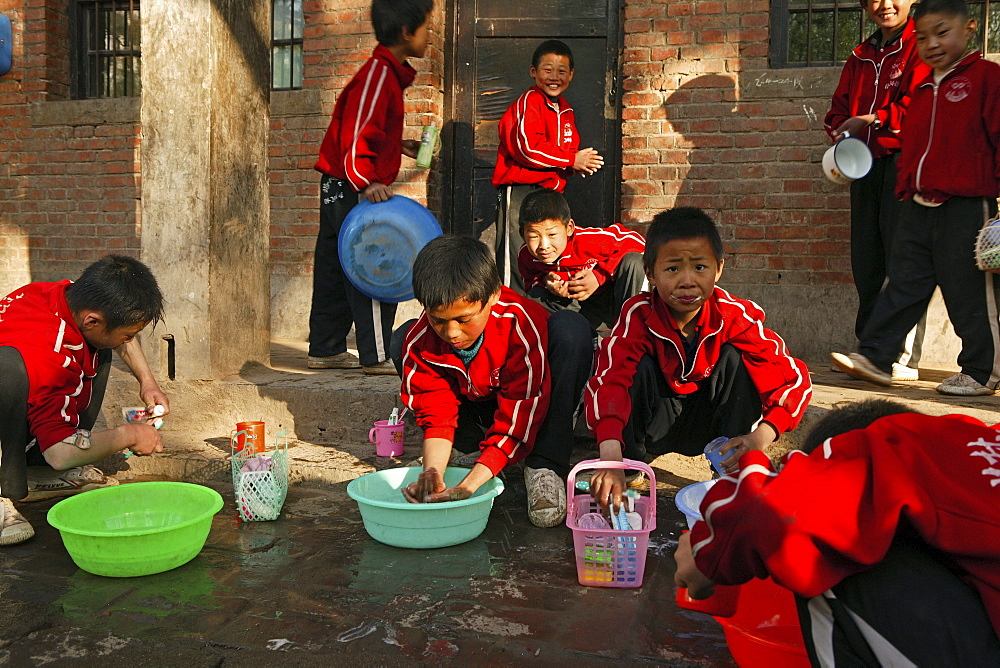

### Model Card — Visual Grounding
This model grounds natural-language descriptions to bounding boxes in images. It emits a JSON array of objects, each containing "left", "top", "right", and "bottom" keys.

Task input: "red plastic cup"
[{"left": 233, "top": 421, "right": 266, "bottom": 454}]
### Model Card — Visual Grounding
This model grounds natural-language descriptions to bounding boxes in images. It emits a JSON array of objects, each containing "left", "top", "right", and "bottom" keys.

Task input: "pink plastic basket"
[{"left": 566, "top": 458, "right": 657, "bottom": 587}]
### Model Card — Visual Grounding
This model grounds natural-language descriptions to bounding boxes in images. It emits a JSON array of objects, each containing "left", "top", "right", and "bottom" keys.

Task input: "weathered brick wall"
[
  {"left": 619, "top": 0, "right": 850, "bottom": 290},
  {"left": 0, "top": 0, "right": 141, "bottom": 295}
]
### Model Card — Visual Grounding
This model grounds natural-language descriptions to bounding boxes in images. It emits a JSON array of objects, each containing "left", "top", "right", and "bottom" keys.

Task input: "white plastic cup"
[
  {"left": 704, "top": 437, "right": 729, "bottom": 476},
  {"left": 822, "top": 132, "right": 873, "bottom": 184}
]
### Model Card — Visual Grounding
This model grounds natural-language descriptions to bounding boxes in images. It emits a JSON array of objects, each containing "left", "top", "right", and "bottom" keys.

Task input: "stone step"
[{"left": 98, "top": 339, "right": 1000, "bottom": 491}]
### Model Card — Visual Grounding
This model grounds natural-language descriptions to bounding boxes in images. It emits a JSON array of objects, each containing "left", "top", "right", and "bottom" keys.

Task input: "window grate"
[
  {"left": 272, "top": 0, "right": 303, "bottom": 90},
  {"left": 771, "top": 0, "right": 999, "bottom": 68},
  {"left": 76, "top": 0, "right": 140, "bottom": 98}
]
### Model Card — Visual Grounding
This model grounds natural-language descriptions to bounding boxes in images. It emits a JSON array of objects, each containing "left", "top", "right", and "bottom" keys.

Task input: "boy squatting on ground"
[
  {"left": 584, "top": 207, "right": 812, "bottom": 509},
  {"left": 492, "top": 39, "right": 605, "bottom": 294},
  {"left": 0, "top": 255, "right": 168, "bottom": 545},
  {"left": 825, "top": 0, "right": 928, "bottom": 382},
  {"left": 308, "top": 0, "right": 433, "bottom": 376},
  {"left": 389, "top": 235, "right": 595, "bottom": 527},
  {"left": 517, "top": 188, "right": 646, "bottom": 330},
  {"left": 674, "top": 399, "right": 1000, "bottom": 665},
  {"left": 832, "top": 0, "right": 1000, "bottom": 396}
]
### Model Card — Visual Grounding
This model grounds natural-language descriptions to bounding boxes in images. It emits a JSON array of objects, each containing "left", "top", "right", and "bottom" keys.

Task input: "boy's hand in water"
[
  {"left": 402, "top": 467, "right": 447, "bottom": 503},
  {"left": 573, "top": 148, "right": 604, "bottom": 175}
]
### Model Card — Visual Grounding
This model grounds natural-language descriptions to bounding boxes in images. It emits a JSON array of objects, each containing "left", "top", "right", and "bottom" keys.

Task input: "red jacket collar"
[
  {"left": 528, "top": 85, "right": 570, "bottom": 112},
  {"left": 373, "top": 44, "right": 416, "bottom": 89},
  {"left": 916, "top": 50, "right": 982, "bottom": 88},
  {"left": 647, "top": 287, "right": 724, "bottom": 342}
]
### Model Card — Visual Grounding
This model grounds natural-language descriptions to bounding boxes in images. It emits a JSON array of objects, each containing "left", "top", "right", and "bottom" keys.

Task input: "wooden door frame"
[{"left": 441, "top": 0, "right": 624, "bottom": 236}]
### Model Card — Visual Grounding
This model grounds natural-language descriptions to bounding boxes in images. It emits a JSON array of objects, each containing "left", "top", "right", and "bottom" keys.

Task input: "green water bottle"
[{"left": 416, "top": 122, "right": 438, "bottom": 169}]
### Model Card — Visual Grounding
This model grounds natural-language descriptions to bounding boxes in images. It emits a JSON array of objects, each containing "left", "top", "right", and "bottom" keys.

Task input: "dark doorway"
[{"left": 443, "top": 0, "right": 624, "bottom": 237}]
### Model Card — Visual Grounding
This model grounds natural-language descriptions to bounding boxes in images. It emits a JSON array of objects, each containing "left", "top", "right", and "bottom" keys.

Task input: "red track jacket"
[
  {"left": 0, "top": 281, "right": 97, "bottom": 451},
  {"left": 691, "top": 413, "right": 1000, "bottom": 636},
  {"left": 399, "top": 288, "right": 550, "bottom": 476},
  {"left": 492, "top": 86, "right": 579, "bottom": 191},
  {"left": 585, "top": 287, "right": 811, "bottom": 444},
  {"left": 896, "top": 52, "right": 1000, "bottom": 203},
  {"left": 518, "top": 223, "right": 645, "bottom": 291},
  {"left": 314, "top": 44, "right": 416, "bottom": 192},
  {"left": 824, "top": 20, "right": 928, "bottom": 159}
]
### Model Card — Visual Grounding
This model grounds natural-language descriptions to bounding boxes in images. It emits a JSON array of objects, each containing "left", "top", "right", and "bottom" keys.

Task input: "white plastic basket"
[
  {"left": 975, "top": 215, "right": 1000, "bottom": 272},
  {"left": 231, "top": 429, "right": 289, "bottom": 522}
]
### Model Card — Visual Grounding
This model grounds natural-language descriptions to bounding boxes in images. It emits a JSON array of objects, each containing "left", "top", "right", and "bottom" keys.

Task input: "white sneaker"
[
  {"left": 307, "top": 352, "right": 360, "bottom": 369},
  {"left": 829, "top": 352, "right": 892, "bottom": 387},
  {"left": 891, "top": 363, "right": 919, "bottom": 382},
  {"left": 24, "top": 465, "right": 118, "bottom": 502},
  {"left": 524, "top": 466, "right": 566, "bottom": 528},
  {"left": 0, "top": 497, "right": 34, "bottom": 546},
  {"left": 936, "top": 373, "right": 994, "bottom": 397}
]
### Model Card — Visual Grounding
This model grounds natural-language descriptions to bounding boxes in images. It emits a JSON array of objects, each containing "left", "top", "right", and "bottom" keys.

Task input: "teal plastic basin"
[
  {"left": 346, "top": 467, "right": 504, "bottom": 549},
  {"left": 47, "top": 482, "right": 224, "bottom": 577}
]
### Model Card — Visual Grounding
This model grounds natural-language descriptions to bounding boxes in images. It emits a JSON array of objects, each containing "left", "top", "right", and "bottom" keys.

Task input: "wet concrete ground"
[{"left": 1, "top": 471, "right": 733, "bottom": 666}]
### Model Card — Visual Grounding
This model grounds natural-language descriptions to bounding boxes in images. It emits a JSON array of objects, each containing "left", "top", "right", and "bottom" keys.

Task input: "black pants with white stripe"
[
  {"left": 0, "top": 346, "right": 111, "bottom": 500},
  {"left": 308, "top": 175, "right": 397, "bottom": 366},
  {"left": 494, "top": 184, "right": 540, "bottom": 296},
  {"left": 797, "top": 536, "right": 1000, "bottom": 666},
  {"left": 859, "top": 196, "right": 1000, "bottom": 386}
]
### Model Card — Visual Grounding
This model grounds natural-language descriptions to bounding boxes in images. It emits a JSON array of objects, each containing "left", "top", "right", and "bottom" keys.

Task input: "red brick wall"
[
  {"left": 0, "top": 0, "right": 141, "bottom": 293},
  {"left": 1, "top": 0, "right": 847, "bottom": 312},
  {"left": 619, "top": 0, "right": 851, "bottom": 288}
]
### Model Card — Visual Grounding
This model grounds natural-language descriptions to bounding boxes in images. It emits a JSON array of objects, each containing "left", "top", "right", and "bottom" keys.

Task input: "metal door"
[{"left": 443, "top": 0, "right": 624, "bottom": 236}]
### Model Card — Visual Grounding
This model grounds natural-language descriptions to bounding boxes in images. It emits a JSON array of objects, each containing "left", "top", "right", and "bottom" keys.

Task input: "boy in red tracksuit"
[
  {"left": 674, "top": 399, "right": 1000, "bottom": 665},
  {"left": 518, "top": 188, "right": 646, "bottom": 329},
  {"left": 308, "top": 0, "right": 433, "bottom": 376},
  {"left": 492, "top": 39, "right": 604, "bottom": 294},
  {"left": 831, "top": 0, "right": 1000, "bottom": 397},
  {"left": 825, "top": 0, "right": 928, "bottom": 381},
  {"left": 390, "top": 235, "right": 594, "bottom": 527},
  {"left": 585, "top": 207, "right": 812, "bottom": 509},
  {"left": 0, "top": 255, "right": 168, "bottom": 546}
]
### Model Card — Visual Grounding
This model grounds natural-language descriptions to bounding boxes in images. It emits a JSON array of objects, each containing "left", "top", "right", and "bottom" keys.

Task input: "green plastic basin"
[
  {"left": 346, "top": 467, "right": 504, "bottom": 549},
  {"left": 47, "top": 481, "right": 224, "bottom": 577}
]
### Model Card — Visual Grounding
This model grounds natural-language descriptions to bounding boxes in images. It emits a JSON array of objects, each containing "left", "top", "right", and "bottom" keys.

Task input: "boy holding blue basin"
[
  {"left": 0, "top": 255, "right": 168, "bottom": 545},
  {"left": 389, "top": 235, "right": 594, "bottom": 527},
  {"left": 308, "top": 0, "right": 433, "bottom": 376},
  {"left": 584, "top": 207, "right": 812, "bottom": 510}
]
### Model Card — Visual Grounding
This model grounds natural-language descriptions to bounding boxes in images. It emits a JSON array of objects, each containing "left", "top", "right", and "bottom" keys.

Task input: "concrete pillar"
[{"left": 140, "top": 0, "right": 271, "bottom": 380}]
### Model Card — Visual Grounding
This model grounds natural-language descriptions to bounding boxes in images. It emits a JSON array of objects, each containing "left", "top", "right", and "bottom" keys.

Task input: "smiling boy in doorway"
[{"left": 492, "top": 39, "right": 605, "bottom": 294}]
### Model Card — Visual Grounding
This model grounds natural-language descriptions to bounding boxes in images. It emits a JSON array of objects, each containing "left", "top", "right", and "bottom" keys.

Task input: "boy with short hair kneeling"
[
  {"left": 584, "top": 207, "right": 812, "bottom": 508},
  {"left": 391, "top": 235, "right": 594, "bottom": 527},
  {"left": 518, "top": 188, "right": 646, "bottom": 329}
]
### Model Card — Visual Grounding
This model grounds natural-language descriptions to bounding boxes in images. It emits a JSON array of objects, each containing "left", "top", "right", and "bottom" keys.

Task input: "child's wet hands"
[
  {"left": 402, "top": 467, "right": 447, "bottom": 503},
  {"left": 567, "top": 269, "right": 599, "bottom": 301},
  {"left": 573, "top": 148, "right": 604, "bottom": 175},
  {"left": 674, "top": 532, "right": 716, "bottom": 599}
]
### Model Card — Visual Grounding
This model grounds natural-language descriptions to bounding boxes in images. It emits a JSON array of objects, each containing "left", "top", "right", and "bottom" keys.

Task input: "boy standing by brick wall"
[
  {"left": 832, "top": 0, "right": 1000, "bottom": 396},
  {"left": 825, "top": 0, "right": 928, "bottom": 381},
  {"left": 308, "top": 0, "right": 433, "bottom": 375}
]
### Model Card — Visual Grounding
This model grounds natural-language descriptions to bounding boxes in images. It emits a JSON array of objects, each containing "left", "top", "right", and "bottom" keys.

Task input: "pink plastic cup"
[{"left": 369, "top": 419, "right": 404, "bottom": 457}]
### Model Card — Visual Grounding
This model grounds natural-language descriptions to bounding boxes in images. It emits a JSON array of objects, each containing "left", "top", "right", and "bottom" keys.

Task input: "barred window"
[
  {"left": 770, "top": 1, "right": 1000, "bottom": 68},
  {"left": 272, "top": 0, "right": 303, "bottom": 90},
  {"left": 74, "top": 0, "right": 140, "bottom": 98}
]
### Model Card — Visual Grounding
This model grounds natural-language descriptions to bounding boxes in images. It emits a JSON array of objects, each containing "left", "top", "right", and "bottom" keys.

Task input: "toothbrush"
[{"left": 624, "top": 489, "right": 643, "bottom": 530}]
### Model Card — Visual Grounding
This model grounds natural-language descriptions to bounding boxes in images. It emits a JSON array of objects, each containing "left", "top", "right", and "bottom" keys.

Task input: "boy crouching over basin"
[{"left": 390, "top": 235, "right": 594, "bottom": 527}]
